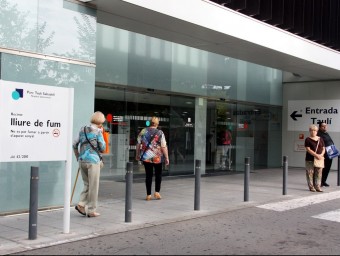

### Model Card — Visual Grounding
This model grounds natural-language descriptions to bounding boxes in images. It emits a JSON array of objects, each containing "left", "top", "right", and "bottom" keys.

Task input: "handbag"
[
  {"left": 325, "top": 144, "right": 340, "bottom": 159},
  {"left": 313, "top": 138, "right": 324, "bottom": 168},
  {"left": 84, "top": 126, "right": 104, "bottom": 167},
  {"left": 314, "top": 157, "right": 324, "bottom": 168}
]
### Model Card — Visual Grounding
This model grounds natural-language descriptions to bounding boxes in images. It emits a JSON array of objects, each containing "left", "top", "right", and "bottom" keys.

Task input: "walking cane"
[{"left": 70, "top": 167, "right": 80, "bottom": 205}]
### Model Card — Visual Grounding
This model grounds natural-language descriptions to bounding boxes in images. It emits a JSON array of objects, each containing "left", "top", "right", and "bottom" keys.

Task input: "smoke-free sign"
[{"left": 0, "top": 80, "right": 74, "bottom": 162}]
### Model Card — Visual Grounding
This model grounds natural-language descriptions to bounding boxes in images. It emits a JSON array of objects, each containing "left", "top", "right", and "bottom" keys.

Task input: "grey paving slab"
[{"left": 0, "top": 168, "right": 339, "bottom": 255}]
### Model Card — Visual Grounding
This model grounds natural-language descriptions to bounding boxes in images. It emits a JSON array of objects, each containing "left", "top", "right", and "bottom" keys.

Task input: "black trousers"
[
  {"left": 143, "top": 162, "right": 162, "bottom": 195},
  {"left": 322, "top": 157, "right": 333, "bottom": 184}
]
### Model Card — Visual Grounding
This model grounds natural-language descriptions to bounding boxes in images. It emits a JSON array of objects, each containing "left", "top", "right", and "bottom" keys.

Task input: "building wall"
[
  {"left": 110, "top": 0, "right": 340, "bottom": 76},
  {"left": 95, "top": 23, "right": 284, "bottom": 173},
  {"left": 283, "top": 79, "right": 340, "bottom": 168},
  {"left": 0, "top": 0, "right": 96, "bottom": 214},
  {"left": 96, "top": 23, "right": 283, "bottom": 106},
  {"left": 0, "top": 0, "right": 285, "bottom": 214}
]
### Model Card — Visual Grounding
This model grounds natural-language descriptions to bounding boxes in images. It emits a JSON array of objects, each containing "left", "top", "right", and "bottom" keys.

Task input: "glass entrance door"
[
  {"left": 169, "top": 96, "right": 195, "bottom": 175},
  {"left": 206, "top": 101, "right": 236, "bottom": 172},
  {"left": 96, "top": 87, "right": 282, "bottom": 177},
  {"left": 206, "top": 100, "right": 282, "bottom": 172},
  {"left": 95, "top": 85, "right": 197, "bottom": 179}
]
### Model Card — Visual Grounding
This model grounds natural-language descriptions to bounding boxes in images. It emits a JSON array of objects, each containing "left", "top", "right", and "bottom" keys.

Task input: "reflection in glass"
[
  {"left": 95, "top": 87, "right": 197, "bottom": 178},
  {"left": 0, "top": 0, "right": 96, "bottom": 63},
  {"left": 206, "top": 101, "right": 282, "bottom": 172},
  {"left": 1, "top": 54, "right": 96, "bottom": 213}
]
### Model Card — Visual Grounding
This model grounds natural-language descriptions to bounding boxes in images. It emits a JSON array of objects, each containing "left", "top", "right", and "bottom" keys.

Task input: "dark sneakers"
[{"left": 321, "top": 182, "right": 330, "bottom": 187}]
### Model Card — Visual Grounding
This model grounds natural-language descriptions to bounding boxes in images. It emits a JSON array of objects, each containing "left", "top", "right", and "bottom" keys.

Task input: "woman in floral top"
[{"left": 136, "top": 117, "right": 169, "bottom": 200}]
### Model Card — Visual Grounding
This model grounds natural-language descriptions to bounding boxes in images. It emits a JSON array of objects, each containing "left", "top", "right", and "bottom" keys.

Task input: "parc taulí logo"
[{"left": 12, "top": 89, "right": 23, "bottom": 100}]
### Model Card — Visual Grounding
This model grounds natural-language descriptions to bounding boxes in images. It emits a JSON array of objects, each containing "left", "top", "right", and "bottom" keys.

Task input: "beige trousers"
[{"left": 78, "top": 162, "right": 101, "bottom": 214}]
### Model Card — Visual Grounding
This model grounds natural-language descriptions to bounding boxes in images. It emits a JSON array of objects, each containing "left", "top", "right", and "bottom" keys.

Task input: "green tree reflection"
[
  {"left": 0, "top": 0, "right": 54, "bottom": 52},
  {"left": 0, "top": 0, "right": 95, "bottom": 85}
]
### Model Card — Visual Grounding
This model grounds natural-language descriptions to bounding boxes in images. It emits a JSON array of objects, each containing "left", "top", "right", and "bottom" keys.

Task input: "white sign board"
[
  {"left": 288, "top": 100, "right": 340, "bottom": 132},
  {"left": 0, "top": 80, "right": 74, "bottom": 162}
]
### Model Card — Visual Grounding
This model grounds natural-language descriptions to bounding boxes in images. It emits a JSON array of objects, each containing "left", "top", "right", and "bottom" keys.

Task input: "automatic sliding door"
[
  {"left": 96, "top": 87, "right": 201, "bottom": 178},
  {"left": 96, "top": 88, "right": 171, "bottom": 179},
  {"left": 169, "top": 96, "right": 195, "bottom": 175},
  {"left": 95, "top": 87, "right": 130, "bottom": 180},
  {"left": 127, "top": 92, "right": 170, "bottom": 176},
  {"left": 206, "top": 101, "right": 236, "bottom": 172}
]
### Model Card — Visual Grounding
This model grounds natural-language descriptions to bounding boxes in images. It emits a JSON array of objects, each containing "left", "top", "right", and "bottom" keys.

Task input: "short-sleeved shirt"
[
  {"left": 305, "top": 137, "right": 325, "bottom": 161},
  {"left": 137, "top": 127, "right": 167, "bottom": 164}
]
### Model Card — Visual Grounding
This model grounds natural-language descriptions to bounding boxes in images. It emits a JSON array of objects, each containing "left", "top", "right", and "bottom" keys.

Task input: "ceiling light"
[{"left": 79, "top": 0, "right": 93, "bottom": 2}]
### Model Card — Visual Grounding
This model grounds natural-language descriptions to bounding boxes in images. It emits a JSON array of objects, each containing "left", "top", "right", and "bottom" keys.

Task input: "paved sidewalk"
[{"left": 1, "top": 168, "right": 339, "bottom": 255}]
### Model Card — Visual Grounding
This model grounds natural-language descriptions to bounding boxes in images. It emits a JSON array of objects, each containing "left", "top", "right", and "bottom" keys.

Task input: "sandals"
[
  {"left": 154, "top": 192, "right": 162, "bottom": 199},
  {"left": 76, "top": 204, "right": 100, "bottom": 217},
  {"left": 87, "top": 212, "right": 100, "bottom": 218},
  {"left": 75, "top": 205, "right": 86, "bottom": 216}
]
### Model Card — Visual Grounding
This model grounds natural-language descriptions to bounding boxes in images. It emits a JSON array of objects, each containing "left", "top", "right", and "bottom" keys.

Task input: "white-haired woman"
[
  {"left": 304, "top": 124, "right": 325, "bottom": 192},
  {"left": 73, "top": 111, "right": 106, "bottom": 217}
]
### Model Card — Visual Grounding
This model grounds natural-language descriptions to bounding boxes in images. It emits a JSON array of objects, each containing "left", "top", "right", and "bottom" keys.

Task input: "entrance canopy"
[{"left": 82, "top": 0, "right": 340, "bottom": 80}]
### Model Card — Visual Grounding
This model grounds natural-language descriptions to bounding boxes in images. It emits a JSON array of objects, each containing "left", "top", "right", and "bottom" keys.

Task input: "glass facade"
[
  {"left": 0, "top": 0, "right": 283, "bottom": 214},
  {"left": 0, "top": 54, "right": 95, "bottom": 213},
  {"left": 95, "top": 23, "right": 283, "bottom": 179},
  {"left": 0, "top": 0, "right": 96, "bottom": 213},
  {"left": 96, "top": 24, "right": 282, "bottom": 105},
  {"left": 95, "top": 89, "right": 282, "bottom": 179},
  {"left": 0, "top": 0, "right": 96, "bottom": 63}
]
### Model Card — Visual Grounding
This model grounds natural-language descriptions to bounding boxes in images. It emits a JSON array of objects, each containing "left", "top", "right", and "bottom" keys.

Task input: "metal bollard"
[
  {"left": 194, "top": 159, "right": 201, "bottom": 211},
  {"left": 29, "top": 166, "right": 39, "bottom": 240},
  {"left": 338, "top": 156, "right": 340, "bottom": 186},
  {"left": 283, "top": 156, "right": 288, "bottom": 195},
  {"left": 125, "top": 162, "right": 133, "bottom": 223},
  {"left": 244, "top": 157, "right": 250, "bottom": 202}
]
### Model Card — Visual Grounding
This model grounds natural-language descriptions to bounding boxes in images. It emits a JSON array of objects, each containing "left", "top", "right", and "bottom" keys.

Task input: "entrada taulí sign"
[{"left": 288, "top": 100, "right": 339, "bottom": 132}]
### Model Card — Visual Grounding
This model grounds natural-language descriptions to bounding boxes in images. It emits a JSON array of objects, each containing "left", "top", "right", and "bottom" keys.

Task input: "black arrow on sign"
[{"left": 290, "top": 111, "right": 302, "bottom": 121}]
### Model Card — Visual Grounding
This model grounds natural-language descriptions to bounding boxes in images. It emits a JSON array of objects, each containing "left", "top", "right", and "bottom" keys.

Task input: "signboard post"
[{"left": 0, "top": 80, "right": 74, "bottom": 234}]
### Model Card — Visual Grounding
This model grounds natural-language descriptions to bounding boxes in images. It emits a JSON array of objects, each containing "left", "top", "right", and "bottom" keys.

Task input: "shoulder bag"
[
  {"left": 313, "top": 138, "right": 324, "bottom": 168},
  {"left": 139, "top": 129, "right": 159, "bottom": 161},
  {"left": 84, "top": 126, "right": 104, "bottom": 168},
  {"left": 325, "top": 144, "right": 340, "bottom": 159}
]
